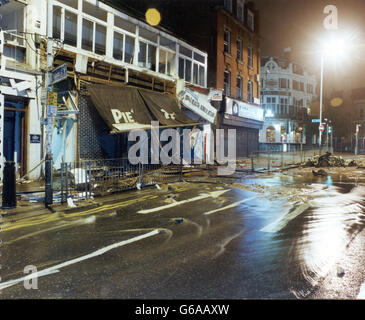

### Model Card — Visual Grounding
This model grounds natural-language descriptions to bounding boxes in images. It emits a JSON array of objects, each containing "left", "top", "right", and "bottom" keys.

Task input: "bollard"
[
  {"left": 2, "top": 161, "right": 17, "bottom": 209},
  {"left": 45, "top": 153, "right": 53, "bottom": 207}
]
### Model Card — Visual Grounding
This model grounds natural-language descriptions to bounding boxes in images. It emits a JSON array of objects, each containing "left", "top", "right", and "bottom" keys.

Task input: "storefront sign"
[
  {"left": 51, "top": 63, "right": 67, "bottom": 85},
  {"left": 208, "top": 89, "right": 223, "bottom": 101},
  {"left": 178, "top": 89, "right": 217, "bottom": 124},
  {"left": 30, "top": 134, "right": 41, "bottom": 144},
  {"left": 226, "top": 97, "right": 264, "bottom": 122}
]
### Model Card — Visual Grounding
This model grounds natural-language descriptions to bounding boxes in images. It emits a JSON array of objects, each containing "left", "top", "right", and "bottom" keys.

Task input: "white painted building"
[
  {"left": 259, "top": 52, "right": 318, "bottom": 150},
  {"left": 0, "top": 0, "right": 215, "bottom": 182}
]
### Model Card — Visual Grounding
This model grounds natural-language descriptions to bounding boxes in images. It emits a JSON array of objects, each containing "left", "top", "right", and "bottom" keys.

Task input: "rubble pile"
[{"left": 305, "top": 152, "right": 356, "bottom": 168}]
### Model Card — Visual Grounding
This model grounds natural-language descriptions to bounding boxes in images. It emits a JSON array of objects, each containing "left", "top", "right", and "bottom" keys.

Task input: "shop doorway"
[{"left": 3, "top": 98, "right": 27, "bottom": 177}]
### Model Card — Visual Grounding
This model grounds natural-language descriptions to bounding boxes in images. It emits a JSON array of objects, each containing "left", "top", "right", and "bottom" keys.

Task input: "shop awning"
[
  {"left": 137, "top": 88, "right": 196, "bottom": 127},
  {"left": 86, "top": 83, "right": 154, "bottom": 132},
  {"left": 86, "top": 83, "right": 197, "bottom": 133}
]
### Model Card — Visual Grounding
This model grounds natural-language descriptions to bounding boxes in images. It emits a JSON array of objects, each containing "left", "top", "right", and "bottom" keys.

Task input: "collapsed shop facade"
[{"left": 0, "top": 0, "right": 218, "bottom": 181}]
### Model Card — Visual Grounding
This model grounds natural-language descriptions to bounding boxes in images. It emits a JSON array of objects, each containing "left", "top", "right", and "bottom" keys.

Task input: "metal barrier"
[
  {"left": 58, "top": 158, "right": 184, "bottom": 204},
  {"left": 248, "top": 148, "right": 322, "bottom": 172}
]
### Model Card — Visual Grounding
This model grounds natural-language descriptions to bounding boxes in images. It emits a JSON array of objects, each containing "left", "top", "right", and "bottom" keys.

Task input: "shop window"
[
  {"left": 125, "top": 35, "right": 135, "bottom": 64},
  {"left": 139, "top": 42, "right": 156, "bottom": 71},
  {"left": 64, "top": 10, "right": 77, "bottom": 47},
  {"left": 83, "top": 1, "right": 107, "bottom": 22},
  {"left": 159, "top": 49, "right": 167, "bottom": 74},
  {"left": 114, "top": 15, "right": 136, "bottom": 34},
  {"left": 113, "top": 32, "right": 124, "bottom": 61},
  {"left": 82, "top": 18, "right": 93, "bottom": 52},
  {"left": 139, "top": 27, "right": 158, "bottom": 43},
  {"left": 194, "top": 52, "right": 205, "bottom": 64},
  {"left": 198, "top": 65, "right": 205, "bottom": 86},
  {"left": 180, "top": 45, "right": 192, "bottom": 58},
  {"left": 53, "top": 6, "right": 62, "bottom": 39},
  {"left": 95, "top": 24, "right": 106, "bottom": 55},
  {"left": 185, "top": 59, "right": 192, "bottom": 82},
  {"left": 266, "top": 126, "right": 275, "bottom": 143},
  {"left": 160, "top": 36, "right": 176, "bottom": 51},
  {"left": 138, "top": 42, "right": 147, "bottom": 68},
  {"left": 193, "top": 63, "right": 199, "bottom": 84},
  {"left": 58, "top": 0, "right": 78, "bottom": 9}
]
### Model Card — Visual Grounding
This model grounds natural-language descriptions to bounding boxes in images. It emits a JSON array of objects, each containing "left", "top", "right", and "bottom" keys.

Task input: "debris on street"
[{"left": 305, "top": 152, "right": 354, "bottom": 168}]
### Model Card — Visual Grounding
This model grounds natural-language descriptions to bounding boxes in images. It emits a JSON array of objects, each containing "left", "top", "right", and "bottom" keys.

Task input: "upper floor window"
[
  {"left": 279, "top": 78, "right": 289, "bottom": 89},
  {"left": 237, "top": 39, "right": 243, "bottom": 61},
  {"left": 224, "top": 70, "right": 231, "bottom": 96},
  {"left": 247, "top": 10, "right": 255, "bottom": 31},
  {"left": 248, "top": 46, "right": 253, "bottom": 68},
  {"left": 224, "top": 0, "right": 232, "bottom": 13},
  {"left": 237, "top": 0, "right": 244, "bottom": 22},
  {"left": 307, "top": 83, "right": 314, "bottom": 94},
  {"left": 247, "top": 81, "right": 253, "bottom": 102},
  {"left": 224, "top": 28, "right": 231, "bottom": 53},
  {"left": 300, "top": 82, "right": 304, "bottom": 91},
  {"left": 293, "top": 80, "right": 299, "bottom": 91},
  {"left": 236, "top": 76, "right": 242, "bottom": 100}
]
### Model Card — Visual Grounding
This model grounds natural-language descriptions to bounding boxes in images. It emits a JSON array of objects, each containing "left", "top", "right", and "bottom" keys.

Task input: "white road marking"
[
  {"left": 260, "top": 202, "right": 311, "bottom": 233},
  {"left": 357, "top": 282, "right": 365, "bottom": 299},
  {"left": 0, "top": 229, "right": 160, "bottom": 291},
  {"left": 204, "top": 196, "right": 258, "bottom": 215},
  {"left": 138, "top": 190, "right": 230, "bottom": 214}
]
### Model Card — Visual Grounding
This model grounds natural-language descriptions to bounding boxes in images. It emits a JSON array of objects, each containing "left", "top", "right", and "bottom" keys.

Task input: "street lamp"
[{"left": 318, "top": 34, "right": 348, "bottom": 152}]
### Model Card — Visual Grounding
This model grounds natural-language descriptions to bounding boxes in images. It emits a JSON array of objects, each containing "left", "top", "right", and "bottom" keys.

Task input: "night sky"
[{"left": 253, "top": 0, "right": 365, "bottom": 93}]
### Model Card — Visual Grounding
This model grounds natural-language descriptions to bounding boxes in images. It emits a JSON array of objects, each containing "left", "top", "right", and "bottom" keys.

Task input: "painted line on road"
[
  {"left": 138, "top": 190, "right": 230, "bottom": 214},
  {"left": 357, "top": 282, "right": 365, "bottom": 299},
  {"left": 260, "top": 202, "right": 311, "bottom": 233},
  {"left": 0, "top": 229, "right": 160, "bottom": 291},
  {"left": 204, "top": 196, "right": 258, "bottom": 215}
]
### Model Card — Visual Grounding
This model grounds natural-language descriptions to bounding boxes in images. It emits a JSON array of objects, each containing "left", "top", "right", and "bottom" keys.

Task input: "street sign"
[
  {"left": 47, "top": 91, "right": 58, "bottom": 106},
  {"left": 51, "top": 63, "right": 67, "bottom": 85},
  {"left": 319, "top": 124, "right": 325, "bottom": 132},
  {"left": 30, "top": 134, "right": 41, "bottom": 144},
  {"left": 47, "top": 105, "right": 58, "bottom": 117},
  {"left": 312, "top": 119, "right": 320, "bottom": 123}
]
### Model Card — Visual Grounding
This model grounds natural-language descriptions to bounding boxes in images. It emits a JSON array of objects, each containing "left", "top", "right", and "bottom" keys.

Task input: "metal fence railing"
[
  {"left": 247, "top": 148, "right": 322, "bottom": 172},
  {"left": 56, "top": 158, "right": 186, "bottom": 204}
]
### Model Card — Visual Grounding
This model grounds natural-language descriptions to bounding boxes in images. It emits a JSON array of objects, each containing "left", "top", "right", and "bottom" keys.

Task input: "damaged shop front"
[
  {"left": 221, "top": 97, "right": 264, "bottom": 158},
  {"left": 178, "top": 87, "right": 219, "bottom": 164}
]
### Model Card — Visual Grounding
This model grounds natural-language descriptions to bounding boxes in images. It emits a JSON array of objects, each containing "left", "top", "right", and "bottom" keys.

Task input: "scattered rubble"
[
  {"left": 312, "top": 169, "right": 328, "bottom": 177},
  {"left": 305, "top": 152, "right": 355, "bottom": 168}
]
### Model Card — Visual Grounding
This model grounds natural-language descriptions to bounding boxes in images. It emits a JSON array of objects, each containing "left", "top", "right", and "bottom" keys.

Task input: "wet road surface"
[{"left": 1, "top": 172, "right": 365, "bottom": 299}]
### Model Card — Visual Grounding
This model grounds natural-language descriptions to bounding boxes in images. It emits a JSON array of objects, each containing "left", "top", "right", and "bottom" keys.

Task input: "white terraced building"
[{"left": 259, "top": 52, "right": 318, "bottom": 151}]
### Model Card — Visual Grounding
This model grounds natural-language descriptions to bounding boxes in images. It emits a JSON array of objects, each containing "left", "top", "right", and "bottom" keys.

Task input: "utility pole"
[
  {"left": 45, "top": 0, "right": 54, "bottom": 207},
  {"left": 355, "top": 124, "right": 361, "bottom": 156}
]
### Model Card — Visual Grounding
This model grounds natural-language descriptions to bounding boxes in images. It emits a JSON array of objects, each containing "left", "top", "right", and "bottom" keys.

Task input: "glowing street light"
[{"left": 318, "top": 33, "right": 350, "bottom": 151}]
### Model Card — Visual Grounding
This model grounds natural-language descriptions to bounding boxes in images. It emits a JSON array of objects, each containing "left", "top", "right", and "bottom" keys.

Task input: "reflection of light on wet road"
[{"left": 292, "top": 186, "right": 365, "bottom": 297}]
